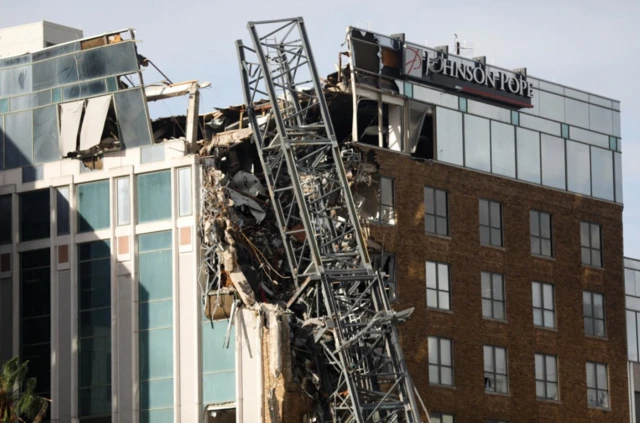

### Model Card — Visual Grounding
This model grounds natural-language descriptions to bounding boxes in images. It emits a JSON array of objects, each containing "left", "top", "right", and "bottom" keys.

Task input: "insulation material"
[
  {"left": 59, "top": 100, "right": 84, "bottom": 156},
  {"left": 79, "top": 95, "right": 111, "bottom": 151},
  {"left": 204, "top": 289, "right": 235, "bottom": 320}
]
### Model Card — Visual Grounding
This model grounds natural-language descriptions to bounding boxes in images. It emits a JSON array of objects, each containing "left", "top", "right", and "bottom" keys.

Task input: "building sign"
[{"left": 404, "top": 46, "right": 533, "bottom": 108}]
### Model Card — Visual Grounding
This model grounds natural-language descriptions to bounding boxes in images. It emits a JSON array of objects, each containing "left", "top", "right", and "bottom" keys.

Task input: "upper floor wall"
[{"left": 345, "top": 27, "right": 623, "bottom": 204}]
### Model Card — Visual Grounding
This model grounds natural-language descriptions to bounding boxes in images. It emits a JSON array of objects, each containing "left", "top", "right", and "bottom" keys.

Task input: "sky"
[{"left": 3, "top": 0, "right": 639, "bottom": 255}]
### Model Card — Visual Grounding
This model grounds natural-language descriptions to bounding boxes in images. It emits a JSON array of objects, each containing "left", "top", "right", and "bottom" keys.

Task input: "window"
[
  {"left": 479, "top": 199, "right": 503, "bottom": 247},
  {"left": 530, "top": 210, "right": 552, "bottom": 257},
  {"left": 20, "top": 189, "right": 51, "bottom": 241},
  {"left": 535, "top": 353, "right": 558, "bottom": 401},
  {"left": 584, "top": 291, "right": 605, "bottom": 337},
  {"left": 57, "top": 187, "right": 70, "bottom": 236},
  {"left": 428, "top": 337, "right": 453, "bottom": 386},
  {"left": 431, "top": 412, "right": 455, "bottom": 423},
  {"left": 0, "top": 195, "right": 12, "bottom": 245},
  {"left": 77, "top": 181, "right": 110, "bottom": 233},
  {"left": 78, "top": 240, "right": 112, "bottom": 420},
  {"left": 368, "top": 176, "right": 395, "bottom": 225},
  {"left": 372, "top": 252, "right": 397, "bottom": 302},
  {"left": 532, "top": 282, "right": 555, "bottom": 329},
  {"left": 116, "top": 177, "right": 130, "bottom": 226},
  {"left": 424, "top": 186, "right": 448, "bottom": 236},
  {"left": 178, "top": 167, "right": 192, "bottom": 217},
  {"left": 137, "top": 171, "right": 171, "bottom": 223},
  {"left": 586, "top": 362, "right": 609, "bottom": 408},
  {"left": 426, "top": 261, "right": 450, "bottom": 311},
  {"left": 458, "top": 97, "right": 467, "bottom": 113},
  {"left": 481, "top": 272, "right": 505, "bottom": 320},
  {"left": 581, "top": 222, "right": 602, "bottom": 267},
  {"left": 484, "top": 345, "right": 508, "bottom": 394}
]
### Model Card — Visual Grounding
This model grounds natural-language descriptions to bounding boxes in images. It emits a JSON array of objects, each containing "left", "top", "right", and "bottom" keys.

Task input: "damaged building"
[{"left": 0, "top": 15, "right": 632, "bottom": 423}]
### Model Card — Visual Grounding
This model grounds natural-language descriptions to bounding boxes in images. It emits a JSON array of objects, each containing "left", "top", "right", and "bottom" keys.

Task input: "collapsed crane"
[{"left": 235, "top": 17, "right": 428, "bottom": 423}]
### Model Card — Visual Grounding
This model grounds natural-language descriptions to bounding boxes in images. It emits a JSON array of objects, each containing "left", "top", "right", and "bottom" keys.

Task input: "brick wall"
[{"left": 360, "top": 146, "right": 628, "bottom": 422}]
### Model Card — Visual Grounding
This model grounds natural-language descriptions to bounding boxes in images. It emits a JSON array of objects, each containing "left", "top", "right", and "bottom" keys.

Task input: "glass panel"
[
  {"left": 20, "top": 190, "right": 50, "bottom": 241},
  {"left": 380, "top": 177, "right": 393, "bottom": 206},
  {"left": 484, "top": 346, "right": 493, "bottom": 372},
  {"left": 105, "top": 42, "right": 139, "bottom": 75},
  {"left": 565, "top": 97, "right": 589, "bottom": 127},
  {"left": 137, "top": 171, "right": 171, "bottom": 223},
  {"left": 139, "top": 329, "right": 174, "bottom": 380},
  {"left": 114, "top": 88, "right": 152, "bottom": 148},
  {"left": 425, "top": 215, "right": 435, "bottom": 233},
  {"left": 56, "top": 187, "right": 70, "bottom": 235},
  {"left": 10, "top": 91, "right": 51, "bottom": 112},
  {"left": 541, "top": 134, "right": 566, "bottom": 190},
  {"left": 77, "top": 48, "right": 108, "bottom": 81},
  {"left": 0, "top": 195, "right": 11, "bottom": 244},
  {"left": 436, "top": 217, "right": 447, "bottom": 236},
  {"left": 535, "top": 354, "right": 544, "bottom": 379},
  {"left": 583, "top": 291, "right": 592, "bottom": 316},
  {"left": 539, "top": 91, "right": 565, "bottom": 122},
  {"left": 516, "top": 127, "right": 541, "bottom": 184},
  {"left": 77, "top": 181, "right": 110, "bottom": 233},
  {"left": 591, "top": 147, "right": 614, "bottom": 201},
  {"left": 596, "top": 364, "right": 607, "bottom": 389},
  {"left": 580, "top": 222, "right": 590, "bottom": 247},
  {"left": 140, "top": 300, "right": 173, "bottom": 330},
  {"left": 435, "top": 189, "right": 447, "bottom": 217},
  {"left": 440, "top": 339, "right": 452, "bottom": 366},
  {"left": 441, "top": 367, "right": 453, "bottom": 385},
  {"left": 540, "top": 212, "right": 551, "bottom": 239},
  {"left": 436, "top": 107, "right": 463, "bottom": 165},
  {"left": 541, "top": 238, "right": 551, "bottom": 255},
  {"left": 495, "top": 348, "right": 506, "bottom": 373},
  {"left": 590, "top": 224, "right": 601, "bottom": 249},
  {"left": 520, "top": 114, "right": 561, "bottom": 136},
  {"left": 426, "top": 262, "right": 436, "bottom": 289},
  {"left": 490, "top": 228, "right": 502, "bottom": 246},
  {"left": 492, "top": 275, "right": 503, "bottom": 300},
  {"left": 139, "top": 378, "right": 173, "bottom": 409},
  {"left": 530, "top": 211, "right": 539, "bottom": 236},
  {"left": 536, "top": 381, "right": 545, "bottom": 397},
  {"left": 594, "top": 320, "right": 605, "bottom": 337},
  {"left": 459, "top": 97, "right": 467, "bottom": 112},
  {"left": 490, "top": 202, "right": 501, "bottom": 228},
  {"left": 56, "top": 54, "right": 79, "bottom": 85},
  {"left": 593, "top": 294, "right": 604, "bottom": 318},
  {"left": 117, "top": 177, "right": 130, "bottom": 226},
  {"left": 589, "top": 105, "right": 613, "bottom": 134},
  {"left": 33, "top": 105, "right": 59, "bottom": 164},
  {"left": 139, "top": 249, "right": 172, "bottom": 302},
  {"left": 531, "top": 237, "right": 541, "bottom": 255},
  {"left": 4, "top": 110, "right": 33, "bottom": 168},
  {"left": 625, "top": 269, "right": 636, "bottom": 296},
  {"left": 629, "top": 311, "right": 639, "bottom": 361},
  {"left": 78, "top": 385, "right": 111, "bottom": 417},
  {"left": 566, "top": 140, "right": 591, "bottom": 195},
  {"left": 438, "top": 292, "right": 449, "bottom": 309},
  {"left": 429, "top": 365, "right": 439, "bottom": 384},
  {"left": 428, "top": 337, "right": 438, "bottom": 364},
  {"left": 511, "top": 110, "right": 519, "bottom": 126},
  {"left": 493, "top": 302, "right": 504, "bottom": 319},
  {"left": 479, "top": 227, "right": 490, "bottom": 245},
  {"left": 479, "top": 199, "right": 489, "bottom": 226},
  {"left": 543, "top": 284, "right": 553, "bottom": 308},
  {"left": 532, "top": 283, "right": 541, "bottom": 307},
  {"left": 614, "top": 153, "right": 623, "bottom": 203},
  {"left": 491, "top": 121, "right": 515, "bottom": 178},
  {"left": 78, "top": 337, "right": 111, "bottom": 387},
  {"left": 546, "top": 356, "right": 557, "bottom": 381},
  {"left": 427, "top": 290, "right": 438, "bottom": 308},
  {"left": 467, "top": 100, "right": 510, "bottom": 123},
  {"left": 464, "top": 114, "right": 490, "bottom": 172},
  {"left": 482, "top": 299, "right": 492, "bottom": 317},
  {"left": 437, "top": 263, "right": 449, "bottom": 291},
  {"left": 424, "top": 187, "right": 434, "bottom": 214},
  {"left": 481, "top": 273, "right": 491, "bottom": 298}
]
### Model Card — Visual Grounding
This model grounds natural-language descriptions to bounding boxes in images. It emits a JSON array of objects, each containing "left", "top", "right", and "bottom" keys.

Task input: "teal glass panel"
[
  {"left": 137, "top": 171, "right": 171, "bottom": 223},
  {"left": 79, "top": 337, "right": 111, "bottom": 388},
  {"left": 5, "top": 110, "right": 33, "bottom": 168},
  {"left": 404, "top": 82, "right": 413, "bottom": 98},
  {"left": 79, "top": 386, "right": 112, "bottom": 417},
  {"left": 511, "top": 110, "right": 519, "bottom": 126},
  {"left": 0, "top": 98, "right": 8, "bottom": 113},
  {"left": 140, "top": 379, "right": 174, "bottom": 410},
  {"left": 609, "top": 136, "right": 617, "bottom": 151},
  {"left": 140, "top": 408, "right": 174, "bottom": 423},
  {"left": 114, "top": 88, "right": 152, "bottom": 148},
  {"left": 52, "top": 87, "right": 62, "bottom": 103},
  {"left": 20, "top": 189, "right": 50, "bottom": 241},
  {"left": 106, "top": 77, "right": 118, "bottom": 93},
  {"left": 202, "top": 323, "right": 235, "bottom": 373},
  {"left": 561, "top": 123, "right": 569, "bottom": 139},
  {"left": 140, "top": 300, "right": 173, "bottom": 330},
  {"left": 140, "top": 329, "right": 174, "bottom": 380},
  {"left": 139, "top": 231, "right": 171, "bottom": 252},
  {"left": 139, "top": 250, "right": 172, "bottom": 302},
  {"left": 33, "top": 105, "right": 59, "bottom": 164},
  {"left": 458, "top": 97, "right": 467, "bottom": 113},
  {"left": 77, "top": 181, "right": 110, "bottom": 233},
  {"left": 203, "top": 371, "right": 236, "bottom": 404}
]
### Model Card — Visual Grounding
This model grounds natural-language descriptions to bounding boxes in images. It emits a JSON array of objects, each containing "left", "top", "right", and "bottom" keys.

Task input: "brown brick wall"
[{"left": 359, "top": 146, "right": 628, "bottom": 422}]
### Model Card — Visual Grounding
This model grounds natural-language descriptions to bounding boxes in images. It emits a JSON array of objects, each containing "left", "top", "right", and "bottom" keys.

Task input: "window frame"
[
  {"left": 532, "top": 281, "right": 556, "bottom": 329},
  {"left": 479, "top": 199, "right": 503, "bottom": 247},
  {"left": 535, "top": 353, "right": 559, "bottom": 401},
  {"left": 426, "top": 261, "right": 451, "bottom": 311},
  {"left": 586, "top": 362, "right": 609, "bottom": 409},
  {"left": 430, "top": 412, "right": 455, "bottom": 423},
  {"left": 424, "top": 186, "right": 449, "bottom": 237},
  {"left": 368, "top": 176, "right": 395, "bottom": 225},
  {"left": 581, "top": 221, "right": 602, "bottom": 267},
  {"left": 481, "top": 272, "right": 506, "bottom": 321},
  {"left": 428, "top": 336, "right": 454, "bottom": 387},
  {"left": 530, "top": 209, "right": 553, "bottom": 257},
  {"left": 484, "top": 345, "right": 508, "bottom": 394},
  {"left": 583, "top": 291, "right": 606, "bottom": 338}
]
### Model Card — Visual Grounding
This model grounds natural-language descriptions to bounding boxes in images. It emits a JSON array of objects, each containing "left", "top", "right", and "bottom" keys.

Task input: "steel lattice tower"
[{"left": 236, "top": 17, "right": 426, "bottom": 423}]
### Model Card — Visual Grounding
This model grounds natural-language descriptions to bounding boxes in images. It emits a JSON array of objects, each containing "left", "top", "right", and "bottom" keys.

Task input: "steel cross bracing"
[{"left": 236, "top": 17, "right": 425, "bottom": 423}]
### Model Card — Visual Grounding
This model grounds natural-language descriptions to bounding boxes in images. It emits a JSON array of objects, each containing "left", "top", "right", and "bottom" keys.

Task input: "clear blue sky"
[{"left": 4, "top": 0, "right": 639, "bottom": 255}]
